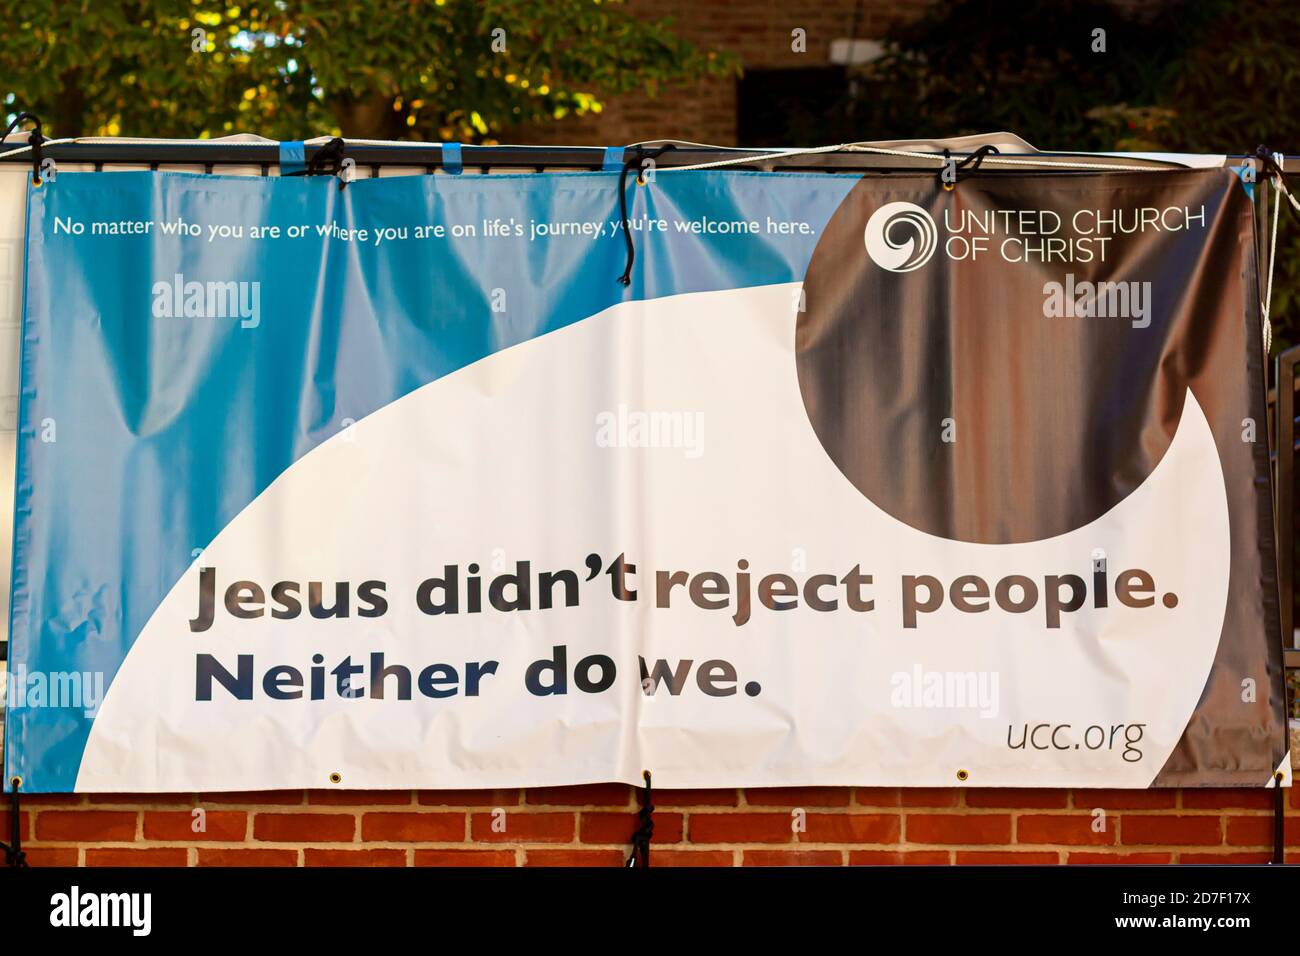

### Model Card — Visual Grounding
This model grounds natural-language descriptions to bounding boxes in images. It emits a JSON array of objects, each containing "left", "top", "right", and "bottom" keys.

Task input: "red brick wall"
[
  {"left": 507, "top": 0, "right": 934, "bottom": 147},
  {"left": 5, "top": 786, "right": 1297, "bottom": 866}
]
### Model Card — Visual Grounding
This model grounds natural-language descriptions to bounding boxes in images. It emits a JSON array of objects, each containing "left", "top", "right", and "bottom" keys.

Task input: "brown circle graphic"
[{"left": 795, "top": 176, "right": 1201, "bottom": 544}]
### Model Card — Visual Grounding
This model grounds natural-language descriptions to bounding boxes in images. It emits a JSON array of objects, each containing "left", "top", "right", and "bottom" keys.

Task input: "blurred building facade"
[{"left": 511, "top": 0, "right": 933, "bottom": 147}]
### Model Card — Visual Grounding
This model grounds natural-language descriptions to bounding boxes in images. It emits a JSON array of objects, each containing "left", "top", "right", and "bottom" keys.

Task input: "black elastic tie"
[
  {"left": 960, "top": 144, "right": 999, "bottom": 175},
  {"left": 285, "top": 138, "right": 348, "bottom": 189},
  {"left": 616, "top": 144, "right": 675, "bottom": 286},
  {"left": 2, "top": 112, "right": 44, "bottom": 185},
  {"left": 2, "top": 111, "right": 40, "bottom": 146},
  {"left": 310, "top": 137, "right": 345, "bottom": 174},
  {"left": 942, "top": 144, "right": 999, "bottom": 187},
  {"left": 1, "top": 782, "right": 27, "bottom": 868},
  {"left": 1, "top": 113, "right": 27, "bottom": 144},
  {"left": 625, "top": 770, "right": 654, "bottom": 867},
  {"left": 30, "top": 130, "right": 44, "bottom": 185},
  {"left": 1273, "top": 776, "right": 1285, "bottom": 864},
  {"left": 616, "top": 156, "right": 637, "bottom": 286},
  {"left": 1256, "top": 144, "right": 1286, "bottom": 182}
]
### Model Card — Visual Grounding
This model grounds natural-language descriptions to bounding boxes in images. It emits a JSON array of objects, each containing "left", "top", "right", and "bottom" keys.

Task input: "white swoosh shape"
[{"left": 78, "top": 283, "right": 1229, "bottom": 790}]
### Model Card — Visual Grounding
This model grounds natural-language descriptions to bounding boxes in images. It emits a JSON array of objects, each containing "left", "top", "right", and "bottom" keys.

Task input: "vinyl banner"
[{"left": 4, "top": 166, "right": 1290, "bottom": 792}]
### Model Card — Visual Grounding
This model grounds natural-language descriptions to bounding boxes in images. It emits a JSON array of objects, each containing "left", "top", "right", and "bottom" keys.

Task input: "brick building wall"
[
  {"left": 508, "top": 0, "right": 934, "bottom": 147},
  {"left": 4, "top": 785, "right": 1297, "bottom": 867}
]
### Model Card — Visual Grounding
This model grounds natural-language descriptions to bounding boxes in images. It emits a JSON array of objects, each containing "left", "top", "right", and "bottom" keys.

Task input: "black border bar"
[
  {"left": 5, "top": 864, "right": 1298, "bottom": 941},
  {"left": 2, "top": 139, "right": 1295, "bottom": 174}
]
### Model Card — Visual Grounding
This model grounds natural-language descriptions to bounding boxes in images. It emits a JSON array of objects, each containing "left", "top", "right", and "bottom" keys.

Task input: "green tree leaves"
[{"left": 0, "top": 0, "right": 735, "bottom": 140}]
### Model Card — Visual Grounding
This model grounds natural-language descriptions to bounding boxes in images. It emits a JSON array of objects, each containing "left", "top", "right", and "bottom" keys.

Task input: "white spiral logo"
[{"left": 864, "top": 201, "right": 938, "bottom": 272}]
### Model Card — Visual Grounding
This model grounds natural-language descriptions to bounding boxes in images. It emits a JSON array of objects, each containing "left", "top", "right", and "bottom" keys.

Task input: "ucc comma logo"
[{"left": 863, "top": 201, "right": 937, "bottom": 272}]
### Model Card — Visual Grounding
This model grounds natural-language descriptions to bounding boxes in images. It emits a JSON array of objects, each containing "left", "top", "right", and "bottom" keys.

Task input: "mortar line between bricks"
[
  {"left": 681, "top": 842, "right": 1044, "bottom": 850},
  {"left": 680, "top": 807, "right": 1080, "bottom": 815}
]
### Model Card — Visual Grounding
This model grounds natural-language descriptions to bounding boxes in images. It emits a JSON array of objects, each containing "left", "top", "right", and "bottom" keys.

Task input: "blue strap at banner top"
[
  {"left": 278, "top": 141, "right": 306, "bottom": 175},
  {"left": 442, "top": 142, "right": 463, "bottom": 175},
  {"left": 602, "top": 147, "right": 625, "bottom": 172}
]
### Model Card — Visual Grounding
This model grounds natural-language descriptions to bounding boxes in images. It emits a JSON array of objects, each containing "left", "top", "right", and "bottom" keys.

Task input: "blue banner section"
[
  {"left": 441, "top": 142, "right": 462, "bottom": 175},
  {"left": 601, "top": 147, "right": 624, "bottom": 172},
  {"left": 5, "top": 169, "right": 854, "bottom": 790},
  {"left": 278, "top": 141, "right": 306, "bottom": 175}
]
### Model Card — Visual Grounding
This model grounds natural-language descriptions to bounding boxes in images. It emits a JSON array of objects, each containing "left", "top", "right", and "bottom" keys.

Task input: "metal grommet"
[
  {"left": 30, "top": 176, "right": 41, "bottom": 189},
  {"left": 10, "top": 775, "right": 22, "bottom": 789},
  {"left": 328, "top": 771, "right": 342, "bottom": 785},
  {"left": 956, "top": 769, "right": 969, "bottom": 782},
  {"left": 942, "top": 181, "right": 955, "bottom": 192},
  {"left": 1276, "top": 771, "right": 1286, "bottom": 783}
]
